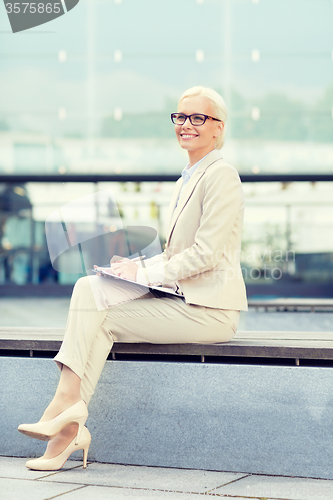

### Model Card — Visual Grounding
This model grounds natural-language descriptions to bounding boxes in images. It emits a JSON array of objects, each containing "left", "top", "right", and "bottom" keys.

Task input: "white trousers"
[{"left": 54, "top": 276, "right": 239, "bottom": 404}]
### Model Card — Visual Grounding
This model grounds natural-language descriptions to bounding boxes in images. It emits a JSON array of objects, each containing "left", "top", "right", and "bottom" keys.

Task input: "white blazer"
[{"left": 138, "top": 149, "right": 248, "bottom": 311}]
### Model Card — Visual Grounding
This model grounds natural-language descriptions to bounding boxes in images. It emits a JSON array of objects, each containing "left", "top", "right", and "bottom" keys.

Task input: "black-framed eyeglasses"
[{"left": 171, "top": 113, "right": 222, "bottom": 126}]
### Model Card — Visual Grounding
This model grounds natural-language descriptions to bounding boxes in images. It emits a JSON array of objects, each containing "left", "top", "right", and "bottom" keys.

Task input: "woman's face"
[{"left": 175, "top": 95, "right": 223, "bottom": 159}]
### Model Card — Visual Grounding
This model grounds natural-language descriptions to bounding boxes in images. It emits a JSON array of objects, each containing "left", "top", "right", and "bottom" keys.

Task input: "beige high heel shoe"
[
  {"left": 18, "top": 400, "right": 88, "bottom": 444},
  {"left": 25, "top": 426, "right": 91, "bottom": 471}
]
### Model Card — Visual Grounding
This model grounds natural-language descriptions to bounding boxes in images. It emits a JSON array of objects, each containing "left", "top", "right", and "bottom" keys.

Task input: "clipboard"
[{"left": 92, "top": 267, "right": 181, "bottom": 297}]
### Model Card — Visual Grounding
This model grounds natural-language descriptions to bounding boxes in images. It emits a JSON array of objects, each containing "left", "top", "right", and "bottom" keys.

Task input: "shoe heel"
[
  {"left": 75, "top": 417, "right": 87, "bottom": 446},
  {"left": 83, "top": 443, "right": 90, "bottom": 469}
]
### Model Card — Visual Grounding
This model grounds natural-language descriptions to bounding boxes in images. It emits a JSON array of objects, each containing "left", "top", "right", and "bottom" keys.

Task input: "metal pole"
[
  {"left": 223, "top": 0, "right": 232, "bottom": 138},
  {"left": 86, "top": 0, "right": 96, "bottom": 160}
]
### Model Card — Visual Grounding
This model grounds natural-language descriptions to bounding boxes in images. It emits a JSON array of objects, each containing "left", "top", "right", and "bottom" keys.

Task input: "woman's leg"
[
  {"left": 40, "top": 276, "right": 114, "bottom": 458},
  {"left": 39, "top": 276, "right": 110, "bottom": 416},
  {"left": 103, "top": 294, "right": 237, "bottom": 344},
  {"left": 36, "top": 366, "right": 83, "bottom": 459},
  {"left": 40, "top": 366, "right": 81, "bottom": 422}
]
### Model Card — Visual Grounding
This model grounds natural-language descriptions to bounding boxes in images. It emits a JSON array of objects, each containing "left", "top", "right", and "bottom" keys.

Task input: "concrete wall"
[{"left": 1, "top": 356, "right": 333, "bottom": 479}]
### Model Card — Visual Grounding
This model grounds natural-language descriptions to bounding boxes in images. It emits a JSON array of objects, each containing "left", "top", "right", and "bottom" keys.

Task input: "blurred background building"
[{"left": 0, "top": 0, "right": 332, "bottom": 297}]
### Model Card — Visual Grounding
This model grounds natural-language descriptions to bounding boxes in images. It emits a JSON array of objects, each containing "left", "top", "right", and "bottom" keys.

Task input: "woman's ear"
[{"left": 214, "top": 121, "right": 224, "bottom": 138}]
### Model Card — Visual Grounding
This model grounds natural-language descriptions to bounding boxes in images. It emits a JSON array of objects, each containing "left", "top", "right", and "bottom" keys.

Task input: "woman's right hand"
[{"left": 110, "top": 255, "right": 123, "bottom": 265}]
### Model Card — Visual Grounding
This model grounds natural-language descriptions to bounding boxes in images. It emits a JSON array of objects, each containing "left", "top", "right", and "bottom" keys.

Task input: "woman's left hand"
[{"left": 111, "top": 258, "right": 139, "bottom": 281}]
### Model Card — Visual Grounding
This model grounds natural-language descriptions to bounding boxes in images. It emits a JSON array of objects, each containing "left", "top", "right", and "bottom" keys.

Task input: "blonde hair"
[{"left": 178, "top": 86, "right": 228, "bottom": 149}]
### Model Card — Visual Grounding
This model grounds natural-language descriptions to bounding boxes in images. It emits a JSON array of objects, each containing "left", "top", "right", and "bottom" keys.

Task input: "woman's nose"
[{"left": 182, "top": 117, "right": 192, "bottom": 127}]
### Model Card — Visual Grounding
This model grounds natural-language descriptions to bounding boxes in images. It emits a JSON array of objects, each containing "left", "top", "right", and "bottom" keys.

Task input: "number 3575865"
[{"left": 5, "top": 3, "right": 62, "bottom": 14}]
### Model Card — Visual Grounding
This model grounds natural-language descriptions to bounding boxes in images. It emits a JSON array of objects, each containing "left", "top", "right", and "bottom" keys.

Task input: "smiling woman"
[{"left": 18, "top": 86, "right": 247, "bottom": 472}]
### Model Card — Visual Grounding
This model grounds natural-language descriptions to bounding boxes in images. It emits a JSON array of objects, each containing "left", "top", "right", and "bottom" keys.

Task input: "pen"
[
  {"left": 113, "top": 255, "right": 146, "bottom": 263},
  {"left": 93, "top": 254, "right": 146, "bottom": 271},
  {"left": 130, "top": 255, "right": 146, "bottom": 262}
]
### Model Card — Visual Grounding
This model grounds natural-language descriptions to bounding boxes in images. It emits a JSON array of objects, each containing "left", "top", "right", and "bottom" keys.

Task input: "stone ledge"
[{"left": 1, "top": 327, "right": 333, "bottom": 362}]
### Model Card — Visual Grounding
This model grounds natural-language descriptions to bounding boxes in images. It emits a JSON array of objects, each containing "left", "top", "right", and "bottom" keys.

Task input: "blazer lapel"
[{"left": 166, "top": 150, "right": 222, "bottom": 243}]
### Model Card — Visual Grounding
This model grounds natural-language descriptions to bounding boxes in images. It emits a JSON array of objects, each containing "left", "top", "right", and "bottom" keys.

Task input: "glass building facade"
[{"left": 0, "top": 0, "right": 332, "bottom": 293}]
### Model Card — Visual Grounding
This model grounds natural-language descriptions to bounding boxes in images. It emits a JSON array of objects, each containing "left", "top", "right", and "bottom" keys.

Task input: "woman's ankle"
[
  {"left": 40, "top": 395, "right": 81, "bottom": 422},
  {"left": 53, "top": 390, "right": 81, "bottom": 406},
  {"left": 43, "top": 425, "right": 78, "bottom": 459}
]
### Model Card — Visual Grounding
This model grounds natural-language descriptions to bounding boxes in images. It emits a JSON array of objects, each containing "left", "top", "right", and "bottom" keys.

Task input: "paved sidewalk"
[{"left": 2, "top": 456, "right": 333, "bottom": 500}]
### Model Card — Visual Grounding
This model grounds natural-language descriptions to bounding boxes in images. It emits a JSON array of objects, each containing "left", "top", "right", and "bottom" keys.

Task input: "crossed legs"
[{"left": 30, "top": 276, "right": 237, "bottom": 461}]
